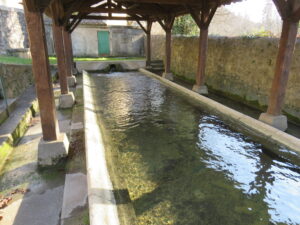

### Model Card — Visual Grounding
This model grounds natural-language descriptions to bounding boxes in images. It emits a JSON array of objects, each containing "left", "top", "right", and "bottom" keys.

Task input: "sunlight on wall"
[{"left": 0, "top": 0, "right": 22, "bottom": 9}]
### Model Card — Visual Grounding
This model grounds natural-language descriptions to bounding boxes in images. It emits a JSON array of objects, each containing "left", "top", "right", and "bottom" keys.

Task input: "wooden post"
[
  {"left": 165, "top": 29, "right": 172, "bottom": 73},
  {"left": 136, "top": 20, "right": 152, "bottom": 68},
  {"left": 146, "top": 21, "right": 152, "bottom": 67},
  {"left": 23, "top": 0, "right": 58, "bottom": 141},
  {"left": 63, "top": 30, "right": 73, "bottom": 77},
  {"left": 158, "top": 15, "right": 175, "bottom": 80},
  {"left": 189, "top": 6, "right": 217, "bottom": 94},
  {"left": 259, "top": 0, "right": 300, "bottom": 131},
  {"left": 196, "top": 28, "right": 208, "bottom": 87},
  {"left": 52, "top": 25, "right": 69, "bottom": 95},
  {"left": 266, "top": 20, "right": 299, "bottom": 116}
]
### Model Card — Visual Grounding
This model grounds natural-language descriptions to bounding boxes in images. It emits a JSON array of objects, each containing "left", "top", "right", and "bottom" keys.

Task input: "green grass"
[{"left": 0, "top": 55, "right": 145, "bottom": 65}]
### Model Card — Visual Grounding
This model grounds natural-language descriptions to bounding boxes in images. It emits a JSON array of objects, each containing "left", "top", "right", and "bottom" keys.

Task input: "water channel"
[{"left": 90, "top": 72, "right": 300, "bottom": 225}]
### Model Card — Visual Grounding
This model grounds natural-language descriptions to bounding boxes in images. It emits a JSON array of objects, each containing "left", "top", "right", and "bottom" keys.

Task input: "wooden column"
[
  {"left": 259, "top": 0, "right": 300, "bottom": 130},
  {"left": 137, "top": 20, "right": 153, "bottom": 67},
  {"left": 52, "top": 25, "right": 69, "bottom": 95},
  {"left": 63, "top": 30, "right": 74, "bottom": 77},
  {"left": 165, "top": 29, "right": 172, "bottom": 73},
  {"left": 158, "top": 15, "right": 175, "bottom": 80},
  {"left": 23, "top": 0, "right": 58, "bottom": 141},
  {"left": 267, "top": 20, "right": 299, "bottom": 116},
  {"left": 189, "top": 6, "right": 217, "bottom": 94},
  {"left": 146, "top": 22, "right": 152, "bottom": 67},
  {"left": 196, "top": 28, "right": 208, "bottom": 86}
]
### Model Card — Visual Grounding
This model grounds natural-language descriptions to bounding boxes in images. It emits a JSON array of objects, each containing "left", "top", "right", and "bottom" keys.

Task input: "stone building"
[{"left": 0, "top": 3, "right": 144, "bottom": 57}]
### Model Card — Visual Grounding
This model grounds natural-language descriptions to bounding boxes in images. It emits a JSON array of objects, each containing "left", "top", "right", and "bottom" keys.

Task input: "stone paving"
[{"left": 0, "top": 76, "right": 88, "bottom": 225}]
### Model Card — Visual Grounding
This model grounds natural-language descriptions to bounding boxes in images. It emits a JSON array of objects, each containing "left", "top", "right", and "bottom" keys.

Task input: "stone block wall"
[
  {"left": 151, "top": 35, "right": 300, "bottom": 120},
  {"left": 110, "top": 26, "right": 144, "bottom": 56},
  {"left": 0, "top": 63, "right": 33, "bottom": 99},
  {"left": 0, "top": 6, "right": 55, "bottom": 56},
  {"left": 0, "top": 6, "right": 29, "bottom": 55}
]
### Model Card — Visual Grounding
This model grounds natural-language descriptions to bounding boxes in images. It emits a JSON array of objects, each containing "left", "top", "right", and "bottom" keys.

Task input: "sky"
[{"left": 225, "top": 0, "right": 278, "bottom": 23}]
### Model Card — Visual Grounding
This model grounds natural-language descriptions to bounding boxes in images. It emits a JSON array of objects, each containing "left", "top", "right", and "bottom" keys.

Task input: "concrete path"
[{"left": 0, "top": 86, "right": 76, "bottom": 225}]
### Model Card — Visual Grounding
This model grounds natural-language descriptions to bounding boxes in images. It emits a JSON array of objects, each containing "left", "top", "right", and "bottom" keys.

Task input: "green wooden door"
[{"left": 97, "top": 31, "right": 110, "bottom": 56}]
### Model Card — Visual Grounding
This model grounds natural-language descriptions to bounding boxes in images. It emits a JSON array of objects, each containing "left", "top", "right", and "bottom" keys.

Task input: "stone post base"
[
  {"left": 192, "top": 85, "right": 208, "bottom": 95},
  {"left": 38, "top": 133, "right": 69, "bottom": 167},
  {"left": 59, "top": 93, "right": 75, "bottom": 109},
  {"left": 67, "top": 76, "right": 77, "bottom": 87},
  {"left": 162, "top": 72, "right": 174, "bottom": 81},
  {"left": 259, "top": 113, "right": 288, "bottom": 131}
]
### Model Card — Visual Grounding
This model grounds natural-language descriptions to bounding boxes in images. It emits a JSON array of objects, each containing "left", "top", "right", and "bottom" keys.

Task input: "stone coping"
[
  {"left": 139, "top": 68, "right": 300, "bottom": 165},
  {"left": 83, "top": 70, "right": 120, "bottom": 225},
  {"left": 0, "top": 87, "right": 38, "bottom": 171},
  {"left": 76, "top": 59, "right": 146, "bottom": 63}
]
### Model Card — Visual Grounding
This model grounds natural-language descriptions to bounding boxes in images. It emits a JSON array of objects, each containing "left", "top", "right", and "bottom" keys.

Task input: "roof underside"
[{"left": 27, "top": 0, "right": 243, "bottom": 30}]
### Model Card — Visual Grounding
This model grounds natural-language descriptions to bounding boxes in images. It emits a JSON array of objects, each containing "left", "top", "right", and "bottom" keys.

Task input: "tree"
[{"left": 172, "top": 15, "right": 198, "bottom": 36}]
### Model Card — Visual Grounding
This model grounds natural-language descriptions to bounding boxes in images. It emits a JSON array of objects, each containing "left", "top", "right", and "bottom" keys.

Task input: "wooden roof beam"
[
  {"left": 114, "top": 0, "right": 202, "bottom": 5},
  {"left": 79, "top": 7, "right": 167, "bottom": 15},
  {"left": 73, "top": 15, "right": 147, "bottom": 21}
]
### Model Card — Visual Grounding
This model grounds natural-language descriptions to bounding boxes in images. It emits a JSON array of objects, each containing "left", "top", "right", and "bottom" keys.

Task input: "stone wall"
[
  {"left": 109, "top": 26, "right": 144, "bottom": 56},
  {"left": 151, "top": 35, "right": 300, "bottom": 120},
  {"left": 0, "top": 63, "right": 33, "bottom": 99},
  {"left": 0, "top": 6, "right": 29, "bottom": 55},
  {"left": 0, "top": 6, "right": 54, "bottom": 56},
  {"left": 72, "top": 24, "right": 144, "bottom": 57}
]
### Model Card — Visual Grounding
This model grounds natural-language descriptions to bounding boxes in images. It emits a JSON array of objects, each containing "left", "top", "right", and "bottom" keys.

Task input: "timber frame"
[
  {"left": 25, "top": 0, "right": 242, "bottom": 33},
  {"left": 22, "top": 0, "right": 300, "bottom": 144}
]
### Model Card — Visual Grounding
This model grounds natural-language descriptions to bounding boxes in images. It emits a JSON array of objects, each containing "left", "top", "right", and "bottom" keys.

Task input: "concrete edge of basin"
[
  {"left": 82, "top": 70, "right": 121, "bottom": 225},
  {"left": 139, "top": 68, "right": 300, "bottom": 158}
]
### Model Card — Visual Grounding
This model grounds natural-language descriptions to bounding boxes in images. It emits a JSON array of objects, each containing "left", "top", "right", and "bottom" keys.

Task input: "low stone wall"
[
  {"left": 0, "top": 63, "right": 33, "bottom": 99},
  {"left": 151, "top": 35, "right": 300, "bottom": 121},
  {"left": 76, "top": 60, "right": 146, "bottom": 73}
]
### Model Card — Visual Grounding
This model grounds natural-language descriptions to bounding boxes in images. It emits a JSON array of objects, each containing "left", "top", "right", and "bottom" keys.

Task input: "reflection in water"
[{"left": 91, "top": 72, "right": 300, "bottom": 225}]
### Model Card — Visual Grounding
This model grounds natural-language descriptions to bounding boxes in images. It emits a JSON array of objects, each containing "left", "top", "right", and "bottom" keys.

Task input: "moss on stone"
[{"left": 0, "top": 141, "right": 13, "bottom": 172}]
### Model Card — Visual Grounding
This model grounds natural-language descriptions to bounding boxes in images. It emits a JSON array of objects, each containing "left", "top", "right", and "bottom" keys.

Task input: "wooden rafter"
[
  {"left": 157, "top": 14, "right": 175, "bottom": 31},
  {"left": 72, "top": 15, "right": 147, "bottom": 21},
  {"left": 188, "top": 5, "right": 218, "bottom": 29}
]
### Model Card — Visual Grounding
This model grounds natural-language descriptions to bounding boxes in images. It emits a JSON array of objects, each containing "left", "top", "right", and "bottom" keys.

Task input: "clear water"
[{"left": 90, "top": 72, "right": 300, "bottom": 225}]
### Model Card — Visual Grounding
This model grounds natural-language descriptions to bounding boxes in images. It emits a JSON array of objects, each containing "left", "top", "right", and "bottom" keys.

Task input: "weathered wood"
[
  {"left": 272, "top": 0, "right": 288, "bottom": 19},
  {"left": 146, "top": 21, "right": 152, "bottom": 67},
  {"left": 137, "top": 21, "right": 152, "bottom": 67},
  {"left": 158, "top": 15, "right": 175, "bottom": 74},
  {"left": 52, "top": 24, "right": 69, "bottom": 95},
  {"left": 165, "top": 29, "right": 172, "bottom": 73},
  {"left": 196, "top": 28, "right": 208, "bottom": 86},
  {"left": 267, "top": 20, "right": 299, "bottom": 115},
  {"left": 189, "top": 7, "right": 217, "bottom": 88},
  {"left": 74, "top": 15, "right": 147, "bottom": 21},
  {"left": 63, "top": 30, "right": 73, "bottom": 77},
  {"left": 23, "top": 0, "right": 58, "bottom": 141}
]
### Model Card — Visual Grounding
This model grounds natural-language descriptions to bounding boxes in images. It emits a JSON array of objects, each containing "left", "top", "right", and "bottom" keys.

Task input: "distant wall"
[
  {"left": 72, "top": 24, "right": 100, "bottom": 57},
  {"left": 151, "top": 35, "right": 300, "bottom": 120},
  {"left": 0, "top": 6, "right": 54, "bottom": 56},
  {"left": 0, "top": 63, "right": 33, "bottom": 99},
  {"left": 0, "top": 6, "right": 29, "bottom": 55},
  {"left": 109, "top": 27, "right": 144, "bottom": 56},
  {"left": 72, "top": 25, "right": 144, "bottom": 57}
]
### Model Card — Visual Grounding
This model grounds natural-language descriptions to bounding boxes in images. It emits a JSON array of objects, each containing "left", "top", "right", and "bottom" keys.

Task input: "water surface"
[{"left": 91, "top": 72, "right": 300, "bottom": 225}]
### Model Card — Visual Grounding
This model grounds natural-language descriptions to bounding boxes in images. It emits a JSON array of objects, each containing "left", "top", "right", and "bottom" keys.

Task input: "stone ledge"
[
  {"left": 83, "top": 71, "right": 120, "bottom": 225},
  {"left": 139, "top": 68, "right": 300, "bottom": 164},
  {"left": 0, "top": 87, "right": 37, "bottom": 171}
]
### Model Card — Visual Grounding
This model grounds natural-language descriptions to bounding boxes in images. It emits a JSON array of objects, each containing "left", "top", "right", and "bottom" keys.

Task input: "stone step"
[
  {"left": 151, "top": 65, "right": 164, "bottom": 69},
  {"left": 151, "top": 62, "right": 164, "bottom": 65},
  {"left": 151, "top": 60, "right": 163, "bottom": 63}
]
